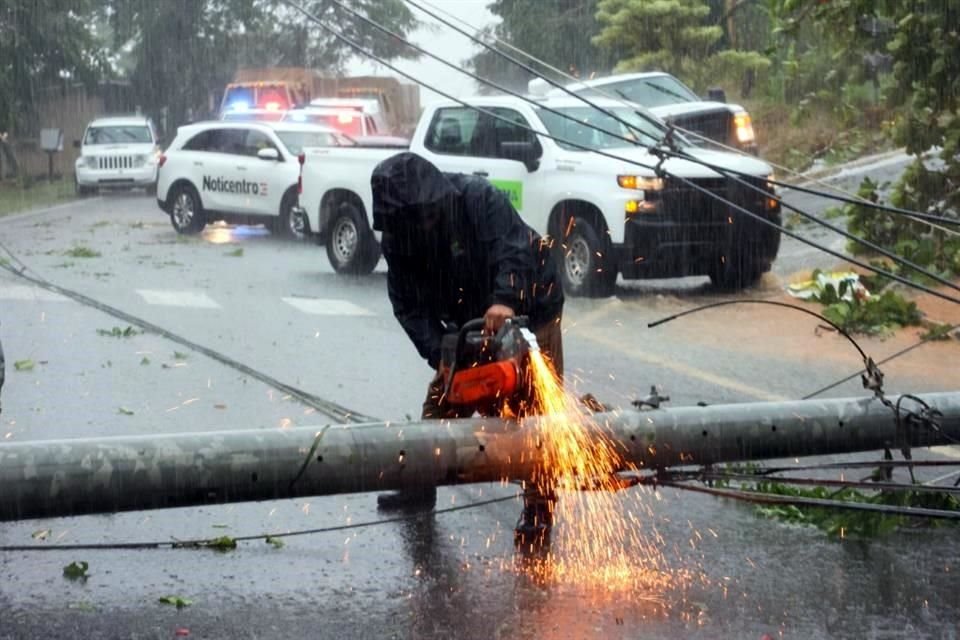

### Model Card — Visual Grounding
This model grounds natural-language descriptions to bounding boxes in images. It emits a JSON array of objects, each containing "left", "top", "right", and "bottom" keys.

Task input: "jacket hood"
[{"left": 371, "top": 152, "right": 460, "bottom": 231}]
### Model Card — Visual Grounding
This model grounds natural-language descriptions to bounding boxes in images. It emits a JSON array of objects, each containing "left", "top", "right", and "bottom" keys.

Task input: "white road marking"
[
  {"left": 0, "top": 284, "right": 69, "bottom": 302},
  {"left": 136, "top": 289, "right": 221, "bottom": 309},
  {"left": 282, "top": 297, "right": 374, "bottom": 316},
  {"left": 930, "top": 446, "right": 960, "bottom": 460}
]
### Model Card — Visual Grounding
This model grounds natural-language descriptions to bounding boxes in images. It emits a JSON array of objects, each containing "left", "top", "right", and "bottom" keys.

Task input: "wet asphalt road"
[{"left": 1, "top": 160, "right": 959, "bottom": 639}]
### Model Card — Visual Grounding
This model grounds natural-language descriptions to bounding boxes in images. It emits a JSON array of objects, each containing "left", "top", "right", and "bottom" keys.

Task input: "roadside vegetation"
[{"left": 0, "top": 177, "right": 74, "bottom": 218}]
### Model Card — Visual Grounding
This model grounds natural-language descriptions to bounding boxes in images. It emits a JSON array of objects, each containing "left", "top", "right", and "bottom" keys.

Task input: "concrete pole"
[{"left": 0, "top": 392, "right": 958, "bottom": 522}]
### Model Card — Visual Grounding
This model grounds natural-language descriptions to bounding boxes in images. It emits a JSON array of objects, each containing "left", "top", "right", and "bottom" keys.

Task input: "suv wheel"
[
  {"left": 169, "top": 184, "right": 207, "bottom": 234},
  {"left": 277, "top": 190, "right": 308, "bottom": 240}
]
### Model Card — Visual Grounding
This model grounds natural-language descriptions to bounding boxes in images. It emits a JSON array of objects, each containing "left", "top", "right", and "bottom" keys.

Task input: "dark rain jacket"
[{"left": 372, "top": 152, "right": 563, "bottom": 369}]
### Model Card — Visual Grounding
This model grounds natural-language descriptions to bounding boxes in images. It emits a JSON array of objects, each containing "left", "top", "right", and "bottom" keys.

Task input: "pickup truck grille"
[
  {"left": 97, "top": 155, "right": 136, "bottom": 170},
  {"left": 661, "top": 176, "right": 771, "bottom": 220},
  {"left": 665, "top": 110, "right": 731, "bottom": 146}
]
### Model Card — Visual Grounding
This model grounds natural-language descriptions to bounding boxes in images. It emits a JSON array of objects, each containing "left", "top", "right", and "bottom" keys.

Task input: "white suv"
[
  {"left": 74, "top": 116, "right": 161, "bottom": 195},
  {"left": 155, "top": 120, "right": 350, "bottom": 238}
]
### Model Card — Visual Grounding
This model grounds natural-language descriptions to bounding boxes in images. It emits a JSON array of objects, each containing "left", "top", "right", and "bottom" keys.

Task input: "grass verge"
[{"left": 0, "top": 178, "right": 76, "bottom": 218}]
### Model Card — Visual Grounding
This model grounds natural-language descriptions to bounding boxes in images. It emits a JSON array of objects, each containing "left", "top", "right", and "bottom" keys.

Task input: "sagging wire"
[
  {"left": 0, "top": 255, "right": 376, "bottom": 424},
  {"left": 0, "top": 493, "right": 520, "bottom": 553},
  {"left": 657, "top": 148, "right": 960, "bottom": 295},
  {"left": 282, "top": 0, "right": 960, "bottom": 308},
  {"left": 324, "top": 0, "right": 663, "bottom": 148},
  {"left": 650, "top": 300, "right": 957, "bottom": 455},
  {"left": 649, "top": 299, "right": 872, "bottom": 362},
  {"left": 652, "top": 479, "right": 960, "bottom": 521},
  {"left": 694, "top": 471, "right": 960, "bottom": 496},
  {"left": 403, "top": 0, "right": 672, "bottom": 150},
  {"left": 803, "top": 323, "right": 960, "bottom": 399},
  {"left": 650, "top": 299, "right": 890, "bottom": 401},
  {"left": 412, "top": 0, "right": 960, "bottom": 238}
]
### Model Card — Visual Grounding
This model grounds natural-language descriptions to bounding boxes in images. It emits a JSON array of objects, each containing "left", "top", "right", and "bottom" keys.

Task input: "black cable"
[
  {"left": 326, "top": 0, "right": 662, "bottom": 149},
  {"left": 661, "top": 149, "right": 960, "bottom": 295},
  {"left": 282, "top": 0, "right": 960, "bottom": 307},
  {"left": 770, "top": 175, "right": 960, "bottom": 228},
  {"left": 648, "top": 298, "right": 870, "bottom": 361},
  {"left": 714, "top": 460, "right": 960, "bottom": 476},
  {"left": 896, "top": 393, "right": 958, "bottom": 446},
  {"left": 407, "top": 0, "right": 958, "bottom": 234},
  {"left": 402, "top": 0, "right": 672, "bottom": 145},
  {"left": 659, "top": 170, "right": 960, "bottom": 305},
  {"left": 659, "top": 480, "right": 960, "bottom": 520},
  {"left": 0, "top": 493, "right": 520, "bottom": 552},
  {"left": 0, "top": 259, "right": 376, "bottom": 424},
  {"left": 802, "top": 323, "right": 959, "bottom": 399},
  {"left": 699, "top": 472, "right": 960, "bottom": 495}
]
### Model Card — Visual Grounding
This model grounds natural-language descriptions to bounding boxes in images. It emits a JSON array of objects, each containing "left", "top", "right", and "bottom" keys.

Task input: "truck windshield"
[
  {"left": 583, "top": 76, "right": 700, "bottom": 108},
  {"left": 84, "top": 126, "right": 153, "bottom": 145},
  {"left": 536, "top": 106, "right": 667, "bottom": 150},
  {"left": 276, "top": 130, "right": 354, "bottom": 155}
]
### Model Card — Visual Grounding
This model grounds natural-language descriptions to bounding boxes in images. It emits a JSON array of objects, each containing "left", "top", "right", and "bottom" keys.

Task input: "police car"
[
  {"left": 156, "top": 121, "right": 351, "bottom": 238},
  {"left": 74, "top": 115, "right": 161, "bottom": 195}
]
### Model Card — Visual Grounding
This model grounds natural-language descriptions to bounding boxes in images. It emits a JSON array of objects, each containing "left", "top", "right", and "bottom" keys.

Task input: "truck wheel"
[
  {"left": 709, "top": 252, "right": 763, "bottom": 291},
  {"left": 277, "top": 189, "right": 308, "bottom": 240},
  {"left": 169, "top": 183, "right": 207, "bottom": 234},
  {"left": 326, "top": 202, "right": 378, "bottom": 274},
  {"left": 558, "top": 217, "right": 616, "bottom": 297}
]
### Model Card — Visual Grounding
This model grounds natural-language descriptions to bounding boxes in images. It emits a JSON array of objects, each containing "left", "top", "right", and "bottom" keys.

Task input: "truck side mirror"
[
  {"left": 706, "top": 88, "right": 727, "bottom": 103},
  {"left": 498, "top": 141, "right": 541, "bottom": 172}
]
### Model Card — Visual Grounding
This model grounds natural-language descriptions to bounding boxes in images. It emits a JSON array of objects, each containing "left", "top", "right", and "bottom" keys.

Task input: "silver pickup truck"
[{"left": 530, "top": 72, "right": 758, "bottom": 154}]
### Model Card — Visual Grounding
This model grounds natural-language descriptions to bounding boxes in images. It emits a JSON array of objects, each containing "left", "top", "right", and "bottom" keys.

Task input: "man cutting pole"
[{"left": 371, "top": 152, "right": 564, "bottom": 509}]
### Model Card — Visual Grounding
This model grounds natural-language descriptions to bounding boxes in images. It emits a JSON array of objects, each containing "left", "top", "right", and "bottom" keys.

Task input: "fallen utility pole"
[{"left": 0, "top": 392, "right": 958, "bottom": 522}]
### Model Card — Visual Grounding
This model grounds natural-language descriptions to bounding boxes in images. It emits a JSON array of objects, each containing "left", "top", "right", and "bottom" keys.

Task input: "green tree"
[
  {"left": 593, "top": 0, "right": 723, "bottom": 79},
  {"left": 785, "top": 1, "right": 960, "bottom": 275},
  {"left": 468, "top": 0, "right": 623, "bottom": 93},
  {"left": 0, "top": 0, "right": 107, "bottom": 136},
  {"left": 108, "top": 0, "right": 419, "bottom": 134}
]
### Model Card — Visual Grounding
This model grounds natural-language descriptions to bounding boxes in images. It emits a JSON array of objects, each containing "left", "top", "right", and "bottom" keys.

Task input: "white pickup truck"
[{"left": 298, "top": 95, "right": 781, "bottom": 295}]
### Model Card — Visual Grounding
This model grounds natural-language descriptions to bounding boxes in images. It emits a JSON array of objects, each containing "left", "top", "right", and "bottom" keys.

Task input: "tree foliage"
[
  {"left": 108, "top": 0, "right": 419, "bottom": 134},
  {"left": 0, "top": 0, "right": 419, "bottom": 139},
  {"left": 467, "top": 0, "right": 623, "bottom": 93},
  {"left": 593, "top": 0, "right": 722, "bottom": 79},
  {"left": 786, "top": 0, "right": 960, "bottom": 274},
  {"left": 0, "top": 0, "right": 108, "bottom": 134}
]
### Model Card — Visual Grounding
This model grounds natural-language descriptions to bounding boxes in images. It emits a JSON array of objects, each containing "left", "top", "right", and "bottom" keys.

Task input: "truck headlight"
[
  {"left": 733, "top": 112, "right": 755, "bottom": 145},
  {"left": 617, "top": 175, "right": 664, "bottom": 191},
  {"left": 765, "top": 174, "right": 779, "bottom": 210}
]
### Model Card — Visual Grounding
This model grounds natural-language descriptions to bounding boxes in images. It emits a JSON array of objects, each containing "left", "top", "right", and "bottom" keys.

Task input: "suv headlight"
[
  {"left": 733, "top": 112, "right": 755, "bottom": 145},
  {"left": 617, "top": 175, "right": 664, "bottom": 191},
  {"left": 134, "top": 154, "right": 147, "bottom": 167},
  {"left": 84, "top": 156, "right": 97, "bottom": 168}
]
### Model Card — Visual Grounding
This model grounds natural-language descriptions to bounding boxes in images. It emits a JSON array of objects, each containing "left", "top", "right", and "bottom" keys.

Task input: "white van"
[{"left": 74, "top": 116, "right": 161, "bottom": 195}]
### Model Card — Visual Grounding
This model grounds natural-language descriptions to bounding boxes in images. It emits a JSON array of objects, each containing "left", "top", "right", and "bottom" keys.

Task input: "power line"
[
  {"left": 412, "top": 0, "right": 960, "bottom": 238},
  {"left": 0, "top": 257, "right": 376, "bottom": 424},
  {"left": 281, "top": 0, "right": 960, "bottom": 307},
  {"left": 0, "top": 493, "right": 520, "bottom": 552}
]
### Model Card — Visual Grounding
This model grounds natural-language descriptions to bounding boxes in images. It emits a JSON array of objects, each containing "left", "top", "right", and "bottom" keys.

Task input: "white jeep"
[{"left": 74, "top": 116, "right": 161, "bottom": 195}]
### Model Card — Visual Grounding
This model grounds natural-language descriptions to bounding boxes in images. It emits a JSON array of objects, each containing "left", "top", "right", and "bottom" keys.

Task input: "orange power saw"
[{"left": 439, "top": 317, "right": 540, "bottom": 411}]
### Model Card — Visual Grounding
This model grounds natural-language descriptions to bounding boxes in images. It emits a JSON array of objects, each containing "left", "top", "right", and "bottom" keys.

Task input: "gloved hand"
[{"left": 484, "top": 304, "right": 515, "bottom": 334}]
